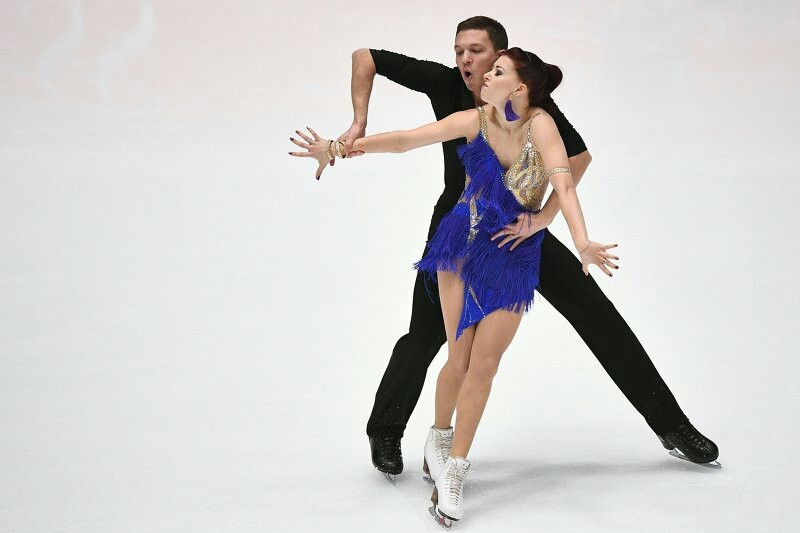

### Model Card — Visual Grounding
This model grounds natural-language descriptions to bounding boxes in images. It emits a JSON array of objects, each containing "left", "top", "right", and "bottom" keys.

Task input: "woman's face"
[{"left": 480, "top": 55, "right": 523, "bottom": 106}]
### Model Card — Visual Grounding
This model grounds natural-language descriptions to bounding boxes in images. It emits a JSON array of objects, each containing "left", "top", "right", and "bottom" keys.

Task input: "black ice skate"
[
  {"left": 369, "top": 434, "right": 403, "bottom": 482},
  {"left": 658, "top": 422, "right": 721, "bottom": 468}
]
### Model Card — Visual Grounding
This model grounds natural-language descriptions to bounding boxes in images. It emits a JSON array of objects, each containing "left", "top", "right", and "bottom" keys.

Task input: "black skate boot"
[
  {"left": 369, "top": 434, "right": 403, "bottom": 482},
  {"left": 658, "top": 422, "right": 721, "bottom": 468}
]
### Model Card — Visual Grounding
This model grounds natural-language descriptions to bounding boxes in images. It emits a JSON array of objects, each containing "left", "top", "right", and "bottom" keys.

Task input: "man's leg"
[
  {"left": 367, "top": 268, "right": 448, "bottom": 439},
  {"left": 536, "top": 229, "right": 688, "bottom": 435}
]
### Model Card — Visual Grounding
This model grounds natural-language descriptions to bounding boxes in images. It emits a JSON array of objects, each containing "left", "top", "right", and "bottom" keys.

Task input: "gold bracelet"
[
  {"left": 544, "top": 167, "right": 572, "bottom": 180},
  {"left": 334, "top": 140, "right": 345, "bottom": 159},
  {"left": 325, "top": 140, "right": 334, "bottom": 160}
]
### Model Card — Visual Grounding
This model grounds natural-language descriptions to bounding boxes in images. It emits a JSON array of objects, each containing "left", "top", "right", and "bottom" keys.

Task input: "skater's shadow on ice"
[{"left": 466, "top": 458, "right": 721, "bottom": 513}]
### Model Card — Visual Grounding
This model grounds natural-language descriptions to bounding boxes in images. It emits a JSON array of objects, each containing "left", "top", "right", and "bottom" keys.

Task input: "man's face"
[{"left": 454, "top": 29, "right": 498, "bottom": 92}]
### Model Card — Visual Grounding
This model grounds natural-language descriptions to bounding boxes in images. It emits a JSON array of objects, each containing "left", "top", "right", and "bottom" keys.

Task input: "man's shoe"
[
  {"left": 369, "top": 434, "right": 403, "bottom": 481},
  {"left": 658, "top": 422, "right": 721, "bottom": 468}
]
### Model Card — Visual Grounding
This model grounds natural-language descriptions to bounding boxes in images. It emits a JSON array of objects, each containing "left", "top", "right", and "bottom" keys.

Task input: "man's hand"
[
  {"left": 490, "top": 211, "right": 552, "bottom": 251},
  {"left": 337, "top": 122, "right": 366, "bottom": 157}
]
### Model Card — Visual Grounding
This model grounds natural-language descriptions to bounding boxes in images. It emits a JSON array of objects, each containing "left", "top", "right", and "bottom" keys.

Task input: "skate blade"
[
  {"left": 382, "top": 472, "right": 397, "bottom": 483},
  {"left": 422, "top": 458, "right": 435, "bottom": 486},
  {"left": 668, "top": 449, "right": 722, "bottom": 469},
  {"left": 429, "top": 505, "right": 453, "bottom": 529}
]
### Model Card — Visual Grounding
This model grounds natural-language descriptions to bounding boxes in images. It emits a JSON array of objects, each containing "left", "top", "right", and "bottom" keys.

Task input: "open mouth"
[{"left": 463, "top": 70, "right": 473, "bottom": 81}]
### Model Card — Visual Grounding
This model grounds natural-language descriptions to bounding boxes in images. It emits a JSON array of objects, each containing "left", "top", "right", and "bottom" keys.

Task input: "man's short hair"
[{"left": 456, "top": 16, "right": 509, "bottom": 52}]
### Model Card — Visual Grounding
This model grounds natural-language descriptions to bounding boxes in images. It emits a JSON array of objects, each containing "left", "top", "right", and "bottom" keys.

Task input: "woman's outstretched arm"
[
  {"left": 289, "top": 109, "right": 479, "bottom": 178},
  {"left": 532, "top": 114, "right": 619, "bottom": 277},
  {"left": 351, "top": 109, "right": 478, "bottom": 154}
]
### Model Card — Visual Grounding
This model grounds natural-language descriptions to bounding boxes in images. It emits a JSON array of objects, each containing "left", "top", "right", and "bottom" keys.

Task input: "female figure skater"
[{"left": 289, "top": 48, "right": 619, "bottom": 527}]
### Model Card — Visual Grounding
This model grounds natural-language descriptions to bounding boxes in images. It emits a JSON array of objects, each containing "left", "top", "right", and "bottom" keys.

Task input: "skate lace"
[
  {"left": 444, "top": 463, "right": 468, "bottom": 506},
  {"left": 679, "top": 424, "right": 708, "bottom": 449},
  {"left": 377, "top": 435, "right": 401, "bottom": 457},
  {"left": 434, "top": 432, "right": 453, "bottom": 466}
]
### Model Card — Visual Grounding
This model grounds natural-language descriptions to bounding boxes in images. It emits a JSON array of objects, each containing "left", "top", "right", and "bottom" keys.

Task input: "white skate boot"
[
  {"left": 423, "top": 426, "right": 453, "bottom": 486},
  {"left": 429, "top": 456, "right": 470, "bottom": 528}
]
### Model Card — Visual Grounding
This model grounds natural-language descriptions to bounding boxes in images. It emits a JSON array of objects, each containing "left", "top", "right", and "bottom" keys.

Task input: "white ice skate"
[
  {"left": 423, "top": 426, "right": 454, "bottom": 486},
  {"left": 429, "top": 456, "right": 470, "bottom": 528}
]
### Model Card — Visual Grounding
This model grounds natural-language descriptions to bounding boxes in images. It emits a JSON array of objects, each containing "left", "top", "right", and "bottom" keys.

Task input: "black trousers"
[{"left": 366, "top": 228, "right": 688, "bottom": 439}]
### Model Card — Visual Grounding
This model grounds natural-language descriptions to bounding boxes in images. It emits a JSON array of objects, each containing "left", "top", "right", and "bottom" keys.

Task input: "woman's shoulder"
[
  {"left": 444, "top": 108, "right": 480, "bottom": 124},
  {"left": 528, "top": 107, "right": 561, "bottom": 151},
  {"left": 529, "top": 107, "right": 557, "bottom": 134},
  {"left": 459, "top": 108, "right": 481, "bottom": 120},
  {"left": 529, "top": 106, "right": 553, "bottom": 123},
  {"left": 451, "top": 108, "right": 481, "bottom": 142}
]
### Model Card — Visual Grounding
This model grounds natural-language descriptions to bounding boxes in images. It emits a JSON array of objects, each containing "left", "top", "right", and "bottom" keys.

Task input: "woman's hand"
[
  {"left": 288, "top": 126, "right": 334, "bottom": 180},
  {"left": 491, "top": 212, "right": 550, "bottom": 251},
  {"left": 578, "top": 242, "right": 620, "bottom": 277}
]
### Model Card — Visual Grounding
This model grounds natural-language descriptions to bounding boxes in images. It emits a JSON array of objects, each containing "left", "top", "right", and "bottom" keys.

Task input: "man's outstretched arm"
[
  {"left": 338, "top": 49, "right": 454, "bottom": 156},
  {"left": 338, "top": 49, "right": 376, "bottom": 156}
]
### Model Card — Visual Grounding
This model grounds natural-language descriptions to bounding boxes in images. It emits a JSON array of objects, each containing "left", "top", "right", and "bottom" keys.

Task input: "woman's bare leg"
[
  {"left": 450, "top": 308, "right": 524, "bottom": 458},
  {"left": 434, "top": 270, "right": 476, "bottom": 429}
]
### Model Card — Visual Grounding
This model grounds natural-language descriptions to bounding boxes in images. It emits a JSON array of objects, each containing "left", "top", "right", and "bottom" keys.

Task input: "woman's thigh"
[
  {"left": 436, "top": 271, "right": 475, "bottom": 367},
  {"left": 469, "top": 308, "right": 524, "bottom": 374}
]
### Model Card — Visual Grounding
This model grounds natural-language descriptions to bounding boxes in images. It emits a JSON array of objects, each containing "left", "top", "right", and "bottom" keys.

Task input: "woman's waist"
[
  {"left": 451, "top": 198, "right": 538, "bottom": 220},
  {"left": 461, "top": 166, "right": 547, "bottom": 212}
]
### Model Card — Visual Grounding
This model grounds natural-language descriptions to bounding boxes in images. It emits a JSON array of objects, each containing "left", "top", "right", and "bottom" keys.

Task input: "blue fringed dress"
[{"left": 415, "top": 106, "right": 554, "bottom": 339}]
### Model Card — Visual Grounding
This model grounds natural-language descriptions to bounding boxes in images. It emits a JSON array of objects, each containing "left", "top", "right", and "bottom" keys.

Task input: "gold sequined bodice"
[{"left": 477, "top": 105, "right": 549, "bottom": 212}]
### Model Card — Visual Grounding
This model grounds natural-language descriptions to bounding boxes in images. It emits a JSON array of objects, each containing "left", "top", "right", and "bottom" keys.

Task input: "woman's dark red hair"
[{"left": 498, "top": 47, "right": 562, "bottom": 114}]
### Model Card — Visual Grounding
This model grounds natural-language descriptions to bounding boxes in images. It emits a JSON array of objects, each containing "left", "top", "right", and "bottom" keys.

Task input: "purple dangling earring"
[{"left": 505, "top": 98, "right": 520, "bottom": 121}]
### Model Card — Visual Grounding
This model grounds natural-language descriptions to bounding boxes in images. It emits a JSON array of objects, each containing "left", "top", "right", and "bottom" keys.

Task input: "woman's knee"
[
  {"left": 446, "top": 345, "right": 471, "bottom": 375},
  {"left": 466, "top": 351, "right": 503, "bottom": 379},
  {"left": 446, "top": 357, "right": 470, "bottom": 376}
]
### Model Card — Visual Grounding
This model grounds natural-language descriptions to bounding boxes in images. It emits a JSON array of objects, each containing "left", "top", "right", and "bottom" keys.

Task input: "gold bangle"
[
  {"left": 334, "top": 140, "right": 345, "bottom": 159},
  {"left": 543, "top": 167, "right": 572, "bottom": 180},
  {"left": 325, "top": 140, "right": 334, "bottom": 160}
]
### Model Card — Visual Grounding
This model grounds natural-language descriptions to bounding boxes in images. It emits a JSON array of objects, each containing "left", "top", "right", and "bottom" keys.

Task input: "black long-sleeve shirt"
[{"left": 369, "top": 49, "right": 587, "bottom": 236}]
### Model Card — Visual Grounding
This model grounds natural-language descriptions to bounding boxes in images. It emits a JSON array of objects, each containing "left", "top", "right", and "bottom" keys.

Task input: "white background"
[{"left": 1, "top": 1, "right": 798, "bottom": 531}]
